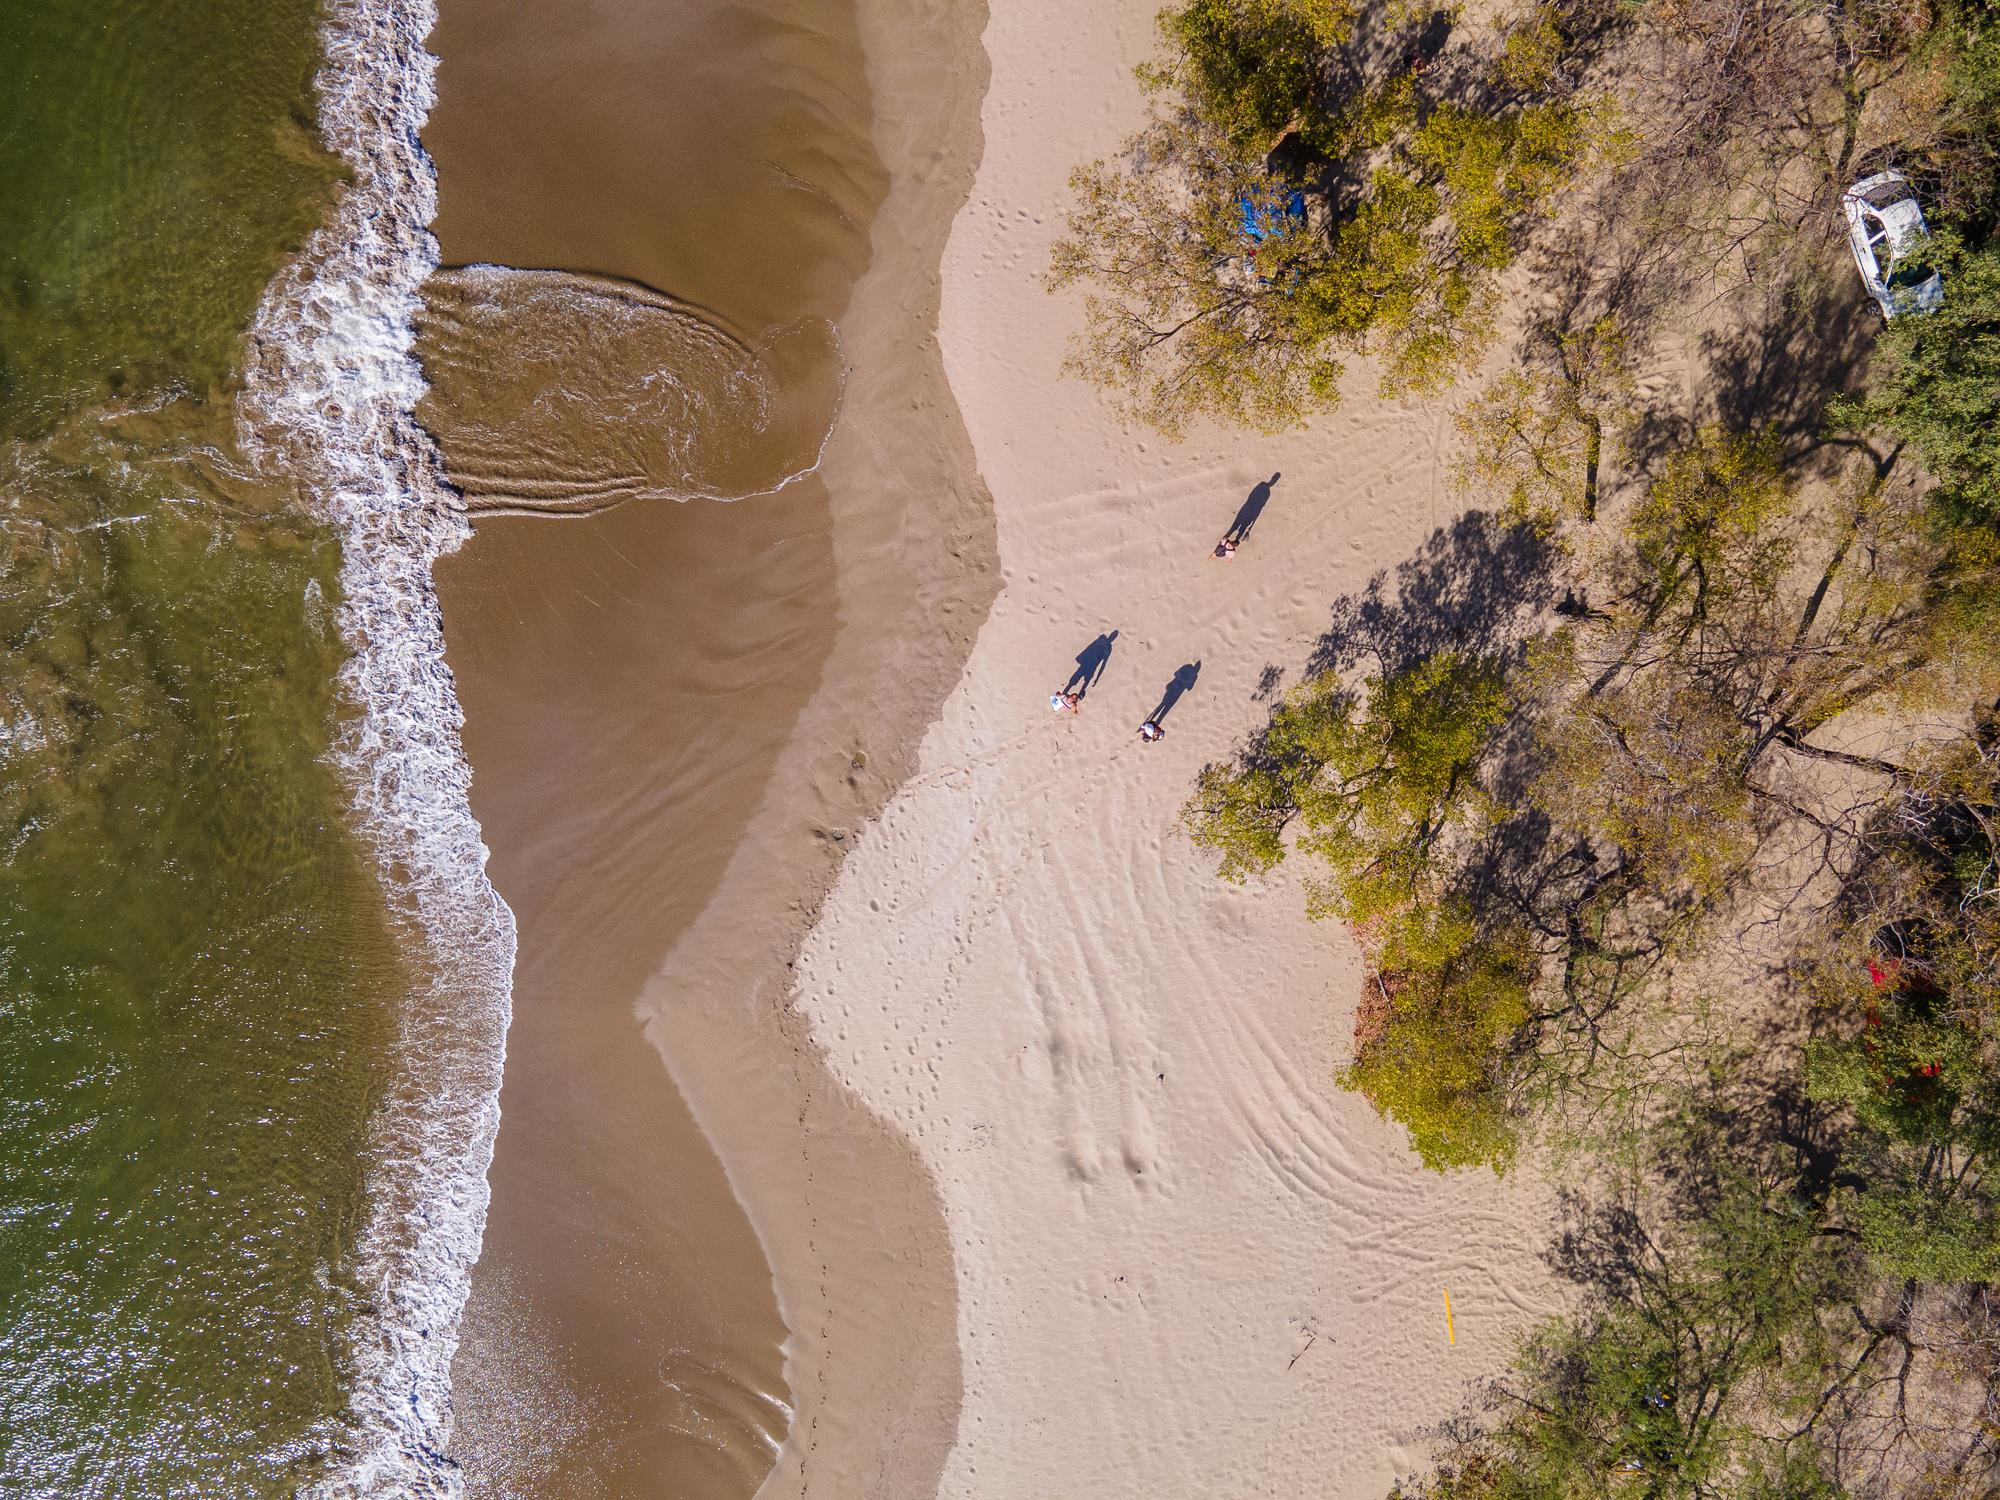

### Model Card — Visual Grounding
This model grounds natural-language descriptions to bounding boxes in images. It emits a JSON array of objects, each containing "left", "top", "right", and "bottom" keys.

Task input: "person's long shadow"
[
  {"left": 1148, "top": 660, "right": 1202, "bottom": 724},
  {"left": 1224, "top": 473, "right": 1281, "bottom": 544},
  {"left": 1064, "top": 629, "right": 1119, "bottom": 695}
]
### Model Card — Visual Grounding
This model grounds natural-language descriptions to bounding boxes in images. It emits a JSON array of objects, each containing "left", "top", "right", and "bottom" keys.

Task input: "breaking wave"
[{"left": 237, "top": 1, "right": 514, "bottom": 1495}]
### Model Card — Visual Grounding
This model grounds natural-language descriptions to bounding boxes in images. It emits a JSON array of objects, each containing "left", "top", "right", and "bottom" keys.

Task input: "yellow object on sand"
[{"left": 1443, "top": 1287, "right": 1456, "bottom": 1345}]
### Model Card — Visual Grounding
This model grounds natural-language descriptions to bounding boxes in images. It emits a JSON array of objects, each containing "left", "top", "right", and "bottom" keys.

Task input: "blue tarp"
[{"left": 1238, "top": 189, "right": 1307, "bottom": 242}]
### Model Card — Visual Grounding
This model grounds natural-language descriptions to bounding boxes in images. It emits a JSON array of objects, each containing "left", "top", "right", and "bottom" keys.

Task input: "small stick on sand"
[{"left": 1287, "top": 1331, "right": 1316, "bottom": 1371}]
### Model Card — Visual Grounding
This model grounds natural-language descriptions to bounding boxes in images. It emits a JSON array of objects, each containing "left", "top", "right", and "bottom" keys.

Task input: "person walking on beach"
[
  {"left": 1050, "top": 689, "right": 1081, "bottom": 715},
  {"left": 1064, "top": 630, "right": 1118, "bottom": 695},
  {"left": 1217, "top": 472, "right": 1280, "bottom": 556},
  {"left": 1146, "top": 661, "right": 1201, "bottom": 730}
]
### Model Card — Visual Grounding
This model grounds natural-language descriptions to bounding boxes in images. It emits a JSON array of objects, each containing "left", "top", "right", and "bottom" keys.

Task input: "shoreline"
[
  {"left": 420, "top": 0, "right": 889, "bottom": 1491},
  {"left": 418, "top": 0, "right": 999, "bottom": 1492},
  {"left": 414, "top": 0, "right": 1561, "bottom": 1491},
  {"left": 638, "top": 0, "right": 999, "bottom": 1492},
  {"left": 239, "top": 2, "right": 519, "bottom": 1494}
]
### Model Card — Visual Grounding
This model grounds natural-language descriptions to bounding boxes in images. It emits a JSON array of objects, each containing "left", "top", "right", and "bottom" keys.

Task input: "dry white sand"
[{"left": 783, "top": 1, "right": 1566, "bottom": 1495}]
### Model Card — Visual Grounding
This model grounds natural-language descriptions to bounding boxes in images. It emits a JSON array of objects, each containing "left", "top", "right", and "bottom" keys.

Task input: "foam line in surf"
[{"left": 236, "top": 2, "right": 515, "bottom": 1496}]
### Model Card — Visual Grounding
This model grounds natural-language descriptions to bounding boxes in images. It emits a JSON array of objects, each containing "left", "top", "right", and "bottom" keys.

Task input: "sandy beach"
[
  {"left": 423, "top": 0, "right": 993, "bottom": 1494},
  {"left": 20, "top": 0, "right": 1984, "bottom": 1487},
  {"left": 424, "top": 0, "right": 1561, "bottom": 1493},
  {"left": 654, "top": 0, "right": 1565, "bottom": 1494},
  {"left": 772, "top": 0, "right": 1568, "bottom": 1494},
  {"left": 420, "top": 1, "right": 886, "bottom": 1492}
]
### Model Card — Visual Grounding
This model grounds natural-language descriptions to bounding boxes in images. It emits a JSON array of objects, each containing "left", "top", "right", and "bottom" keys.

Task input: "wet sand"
[
  {"left": 633, "top": 3, "right": 993, "bottom": 1490},
  {"left": 433, "top": 496, "right": 830, "bottom": 1497},
  {"left": 421, "top": 0, "right": 994, "bottom": 1494}
]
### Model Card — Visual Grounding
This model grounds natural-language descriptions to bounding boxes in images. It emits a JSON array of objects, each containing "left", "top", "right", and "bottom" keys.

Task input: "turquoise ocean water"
[{"left": 0, "top": 5, "right": 422, "bottom": 1494}]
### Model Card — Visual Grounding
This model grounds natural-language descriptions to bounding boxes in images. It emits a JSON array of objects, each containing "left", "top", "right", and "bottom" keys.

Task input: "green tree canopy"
[
  {"left": 1143, "top": 0, "right": 1358, "bottom": 153},
  {"left": 1804, "top": 739, "right": 2000, "bottom": 1282},
  {"left": 1342, "top": 902, "right": 1538, "bottom": 1169},
  {"left": 1183, "top": 651, "right": 1536, "bottom": 1167},
  {"left": 1393, "top": 1182, "right": 1856, "bottom": 1500},
  {"left": 1048, "top": 0, "right": 1611, "bottom": 434},
  {"left": 1182, "top": 649, "right": 1511, "bottom": 910},
  {"left": 1844, "top": 237, "right": 2000, "bottom": 525},
  {"left": 1454, "top": 317, "right": 1633, "bottom": 527}
]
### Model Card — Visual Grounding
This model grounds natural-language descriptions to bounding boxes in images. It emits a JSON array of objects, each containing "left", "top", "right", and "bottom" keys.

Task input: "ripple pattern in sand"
[{"left": 417, "top": 266, "right": 843, "bottom": 516}]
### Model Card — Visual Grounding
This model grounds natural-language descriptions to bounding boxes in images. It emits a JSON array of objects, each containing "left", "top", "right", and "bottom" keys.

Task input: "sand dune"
[{"left": 782, "top": 0, "right": 1564, "bottom": 1494}]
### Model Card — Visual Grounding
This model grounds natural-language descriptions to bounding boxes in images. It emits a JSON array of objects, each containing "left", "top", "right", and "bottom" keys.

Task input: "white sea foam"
[{"left": 236, "top": 2, "right": 515, "bottom": 1495}]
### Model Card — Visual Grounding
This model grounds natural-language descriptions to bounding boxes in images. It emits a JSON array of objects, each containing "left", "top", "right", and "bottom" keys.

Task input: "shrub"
[
  {"left": 1049, "top": 0, "right": 1611, "bottom": 433},
  {"left": 1846, "top": 238, "right": 2000, "bottom": 524}
]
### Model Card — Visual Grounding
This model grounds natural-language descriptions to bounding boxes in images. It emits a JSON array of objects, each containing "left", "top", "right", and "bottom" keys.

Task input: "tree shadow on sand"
[
  {"left": 1303, "top": 510, "right": 1559, "bottom": 680},
  {"left": 1700, "top": 275, "right": 1878, "bottom": 455}
]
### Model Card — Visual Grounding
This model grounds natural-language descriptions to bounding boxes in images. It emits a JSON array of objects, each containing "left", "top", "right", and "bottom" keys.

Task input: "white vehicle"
[{"left": 1842, "top": 170, "right": 1944, "bottom": 320}]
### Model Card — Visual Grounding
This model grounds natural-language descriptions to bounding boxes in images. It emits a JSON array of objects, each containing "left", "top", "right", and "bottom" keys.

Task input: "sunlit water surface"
[{"left": 0, "top": 6, "right": 411, "bottom": 1494}]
